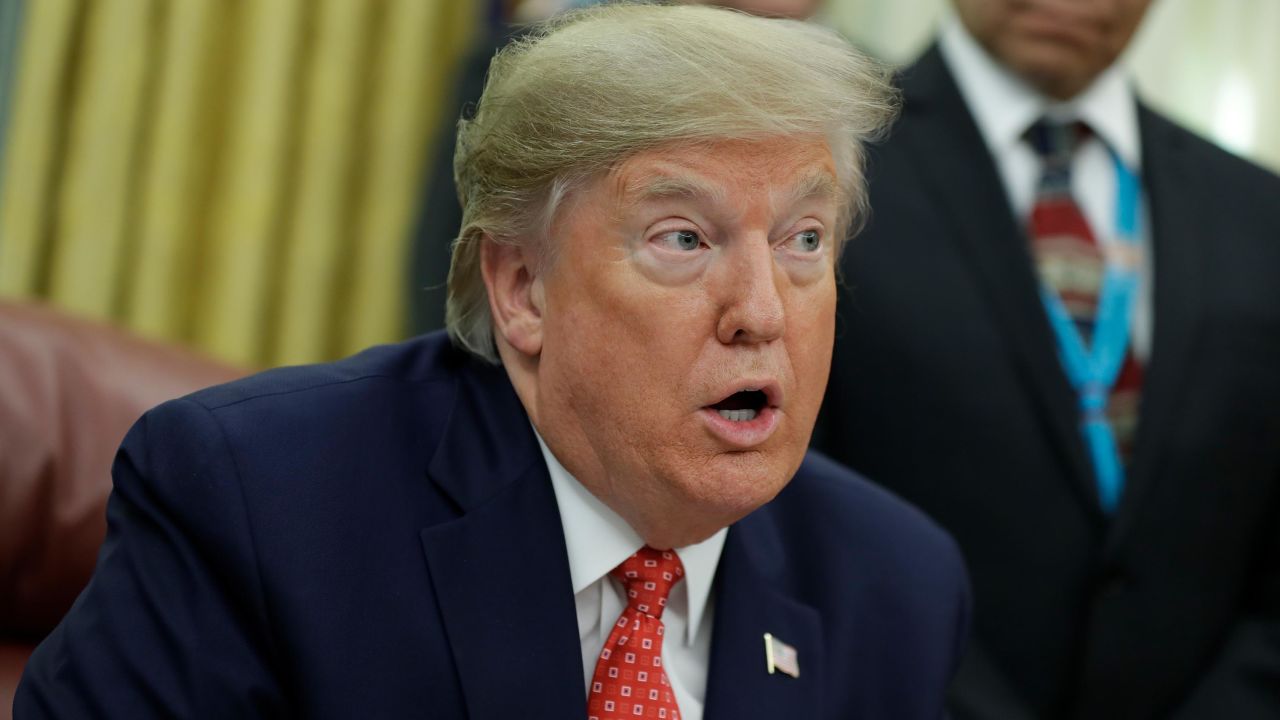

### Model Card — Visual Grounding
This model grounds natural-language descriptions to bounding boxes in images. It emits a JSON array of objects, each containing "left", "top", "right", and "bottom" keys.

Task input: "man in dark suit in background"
[
  {"left": 17, "top": 5, "right": 969, "bottom": 718},
  {"left": 815, "top": 1, "right": 1280, "bottom": 718}
]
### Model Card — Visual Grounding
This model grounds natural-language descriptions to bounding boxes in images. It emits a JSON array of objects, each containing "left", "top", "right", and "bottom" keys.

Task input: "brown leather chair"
[{"left": 0, "top": 301, "right": 243, "bottom": 717}]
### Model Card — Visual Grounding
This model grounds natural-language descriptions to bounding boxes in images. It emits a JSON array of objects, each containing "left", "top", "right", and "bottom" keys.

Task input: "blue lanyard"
[{"left": 1038, "top": 151, "right": 1141, "bottom": 512}]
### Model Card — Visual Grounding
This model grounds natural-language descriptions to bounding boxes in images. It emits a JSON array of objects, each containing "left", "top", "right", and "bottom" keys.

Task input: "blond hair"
[{"left": 447, "top": 2, "right": 898, "bottom": 362}]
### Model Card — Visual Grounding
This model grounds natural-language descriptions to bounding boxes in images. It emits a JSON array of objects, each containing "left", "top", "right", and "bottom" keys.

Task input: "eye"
[
  {"left": 655, "top": 229, "right": 704, "bottom": 252},
  {"left": 789, "top": 229, "right": 822, "bottom": 253}
]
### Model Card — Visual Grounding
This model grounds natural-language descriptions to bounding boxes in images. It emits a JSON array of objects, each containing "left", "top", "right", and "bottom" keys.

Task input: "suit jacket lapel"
[
  {"left": 419, "top": 362, "right": 586, "bottom": 719},
  {"left": 897, "top": 46, "right": 1098, "bottom": 513},
  {"left": 704, "top": 511, "right": 823, "bottom": 719},
  {"left": 1106, "top": 106, "right": 1207, "bottom": 551}
]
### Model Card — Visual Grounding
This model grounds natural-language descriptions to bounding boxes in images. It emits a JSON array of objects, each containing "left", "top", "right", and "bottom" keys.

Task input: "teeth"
[{"left": 718, "top": 408, "right": 758, "bottom": 422}]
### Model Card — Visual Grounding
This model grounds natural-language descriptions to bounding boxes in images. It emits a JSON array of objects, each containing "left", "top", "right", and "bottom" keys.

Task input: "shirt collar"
[
  {"left": 938, "top": 13, "right": 1142, "bottom": 171},
  {"left": 536, "top": 431, "right": 727, "bottom": 646}
]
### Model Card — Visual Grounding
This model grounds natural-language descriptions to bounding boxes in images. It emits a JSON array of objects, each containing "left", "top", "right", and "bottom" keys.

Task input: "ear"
[{"left": 481, "top": 235, "right": 545, "bottom": 358}]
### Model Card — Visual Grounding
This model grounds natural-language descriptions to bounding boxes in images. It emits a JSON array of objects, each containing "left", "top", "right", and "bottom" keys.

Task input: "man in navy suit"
[{"left": 16, "top": 5, "right": 969, "bottom": 718}]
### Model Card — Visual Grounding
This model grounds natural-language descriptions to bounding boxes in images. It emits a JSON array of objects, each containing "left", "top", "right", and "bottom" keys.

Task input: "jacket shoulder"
[
  {"left": 131, "top": 332, "right": 495, "bottom": 505},
  {"left": 783, "top": 450, "right": 968, "bottom": 585},
  {"left": 1142, "top": 105, "right": 1280, "bottom": 208},
  {"left": 184, "top": 331, "right": 469, "bottom": 412}
]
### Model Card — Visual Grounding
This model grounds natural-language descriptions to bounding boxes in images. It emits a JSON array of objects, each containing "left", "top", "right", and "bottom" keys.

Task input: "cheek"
[
  {"left": 786, "top": 280, "right": 836, "bottom": 399},
  {"left": 544, "top": 270, "right": 705, "bottom": 417},
  {"left": 791, "top": 274, "right": 836, "bottom": 336}
]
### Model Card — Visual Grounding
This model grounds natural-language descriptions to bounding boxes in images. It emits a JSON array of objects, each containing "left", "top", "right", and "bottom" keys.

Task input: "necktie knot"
[
  {"left": 611, "top": 546, "right": 684, "bottom": 620},
  {"left": 1027, "top": 118, "right": 1091, "bottom": 169}
]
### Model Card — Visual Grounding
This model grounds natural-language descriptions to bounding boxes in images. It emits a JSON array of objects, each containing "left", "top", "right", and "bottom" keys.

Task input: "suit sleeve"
[
  {"left": 1169, "top": 488, "right": 1280, "bottom": 719},
  {"left": 14, "top": 398, "right": 290, "bottom": 718}
]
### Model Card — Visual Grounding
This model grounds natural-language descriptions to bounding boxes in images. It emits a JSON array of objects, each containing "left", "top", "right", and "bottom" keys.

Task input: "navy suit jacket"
[{"left": 17, "top": 332, "right": 969, "bottom": 719}]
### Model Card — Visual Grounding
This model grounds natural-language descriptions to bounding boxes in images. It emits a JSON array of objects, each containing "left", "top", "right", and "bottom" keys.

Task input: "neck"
[
  {"left": 1026, "top": 71, "right": 1093, "bottom": 102},
  {"left": 501, "top": 339, "right": 740, "bottom": 551}
]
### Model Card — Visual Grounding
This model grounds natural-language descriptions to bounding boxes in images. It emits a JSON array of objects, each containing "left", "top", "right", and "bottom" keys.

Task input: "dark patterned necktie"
[{"left": 1027, "top": 119, "right": 1144, "bottom": 468}]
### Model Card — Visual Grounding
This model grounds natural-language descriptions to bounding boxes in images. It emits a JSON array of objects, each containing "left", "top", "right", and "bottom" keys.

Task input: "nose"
[{"left": 715, "top": 238, "right": 785, "bottom": 345}]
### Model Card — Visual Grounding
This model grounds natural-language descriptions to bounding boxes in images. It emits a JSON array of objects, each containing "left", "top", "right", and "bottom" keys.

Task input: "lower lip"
[{"left": 700, "top": 406, "right": 780, "bottom": 449}]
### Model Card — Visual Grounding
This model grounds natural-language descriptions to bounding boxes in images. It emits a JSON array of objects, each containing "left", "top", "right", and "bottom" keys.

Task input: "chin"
[
  {"left": 692, "top": 449, "right": 798, "bottom": 512},
  {"left": 637, "top": 451, "right": 797, "bottom": 549},
  {"left": 1009, "top": 48, "right": 1094, "bottom": 96}
]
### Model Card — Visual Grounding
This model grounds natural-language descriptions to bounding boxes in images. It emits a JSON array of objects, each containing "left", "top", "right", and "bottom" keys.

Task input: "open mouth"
[
  {"left": 709, "top": 389, "right": 768, "bottom": 422},
  {"left": 700, "top": 382, "right": 781, "bottom": 448}
]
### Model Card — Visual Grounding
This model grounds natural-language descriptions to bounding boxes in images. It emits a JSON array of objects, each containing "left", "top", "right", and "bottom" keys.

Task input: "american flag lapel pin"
[{"left": 763, "top": 633, "right": 800, "bottom": 678}]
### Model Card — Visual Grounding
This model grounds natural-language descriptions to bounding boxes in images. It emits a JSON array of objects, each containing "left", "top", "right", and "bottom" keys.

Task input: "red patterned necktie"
[
  {"left": 1027, "top": 119, "right": 1144, "bottom": 464},
  {"left": 587, "top": 547, "right": 685, "bottom": 720}
]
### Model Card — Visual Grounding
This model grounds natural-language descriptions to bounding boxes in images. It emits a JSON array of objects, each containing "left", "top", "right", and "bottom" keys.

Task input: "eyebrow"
[
  {"left": 622, "top": 174, "right": 728, "bottom": 206},
  {"left": 784, "top": 170, "right": 842, "bottom": 206},
  {"left": 621, "top": 169, "right": 840, "bottom": 209}
]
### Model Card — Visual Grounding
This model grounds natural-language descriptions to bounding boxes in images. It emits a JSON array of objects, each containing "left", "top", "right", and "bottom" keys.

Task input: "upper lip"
[{"left": 704, "top": 379, "right": 783, "bottom": 410}]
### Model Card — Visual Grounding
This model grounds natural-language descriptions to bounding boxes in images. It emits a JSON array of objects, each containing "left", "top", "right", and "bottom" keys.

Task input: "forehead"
[{"left": 609, "top": 137, "right": 839, "bottom": 210}]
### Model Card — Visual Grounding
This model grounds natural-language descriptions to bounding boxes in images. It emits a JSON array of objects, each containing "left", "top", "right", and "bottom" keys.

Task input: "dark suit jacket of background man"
[
  {"left": 814, "top": 45, "right": 1280, "bottom": 720},
  {"left": 17, "top": 331, "right": 970, "bottom": 719}
]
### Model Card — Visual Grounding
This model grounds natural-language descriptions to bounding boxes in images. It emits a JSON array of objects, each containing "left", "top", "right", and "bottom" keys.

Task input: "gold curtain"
[{"left": 0, "top": 0, "right": 476, "bottom": 367}]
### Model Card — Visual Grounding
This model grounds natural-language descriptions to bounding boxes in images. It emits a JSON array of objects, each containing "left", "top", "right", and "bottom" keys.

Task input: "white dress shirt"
[
  {"left": 536, "top": 433, "right": 727, "bottom": 720},
  {"left": 938, "top": 14, "right": 1154, "bottom": 361}
]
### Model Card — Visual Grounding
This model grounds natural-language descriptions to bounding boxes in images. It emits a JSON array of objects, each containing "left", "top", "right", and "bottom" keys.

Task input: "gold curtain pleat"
[
  {"left": 340, "top": 0, "right": 475, "bottom": 358},
  {"left": 48, "top": 0, "right": 156, "bottom": 321},
  {"left": 274, "top": 0, "right": 372, "bottom": 366},
  {"left": 0, "top": 0, "right": 79, "bottom": 297},
  {"left": 0, "top": 0, "right": 477, "bottom": 368},
  {"left": 193, "top": 0, "right": 308, "bottom": 366},
  {"left": 126, "top": 0, "right": 227, "bottom": 342}
]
